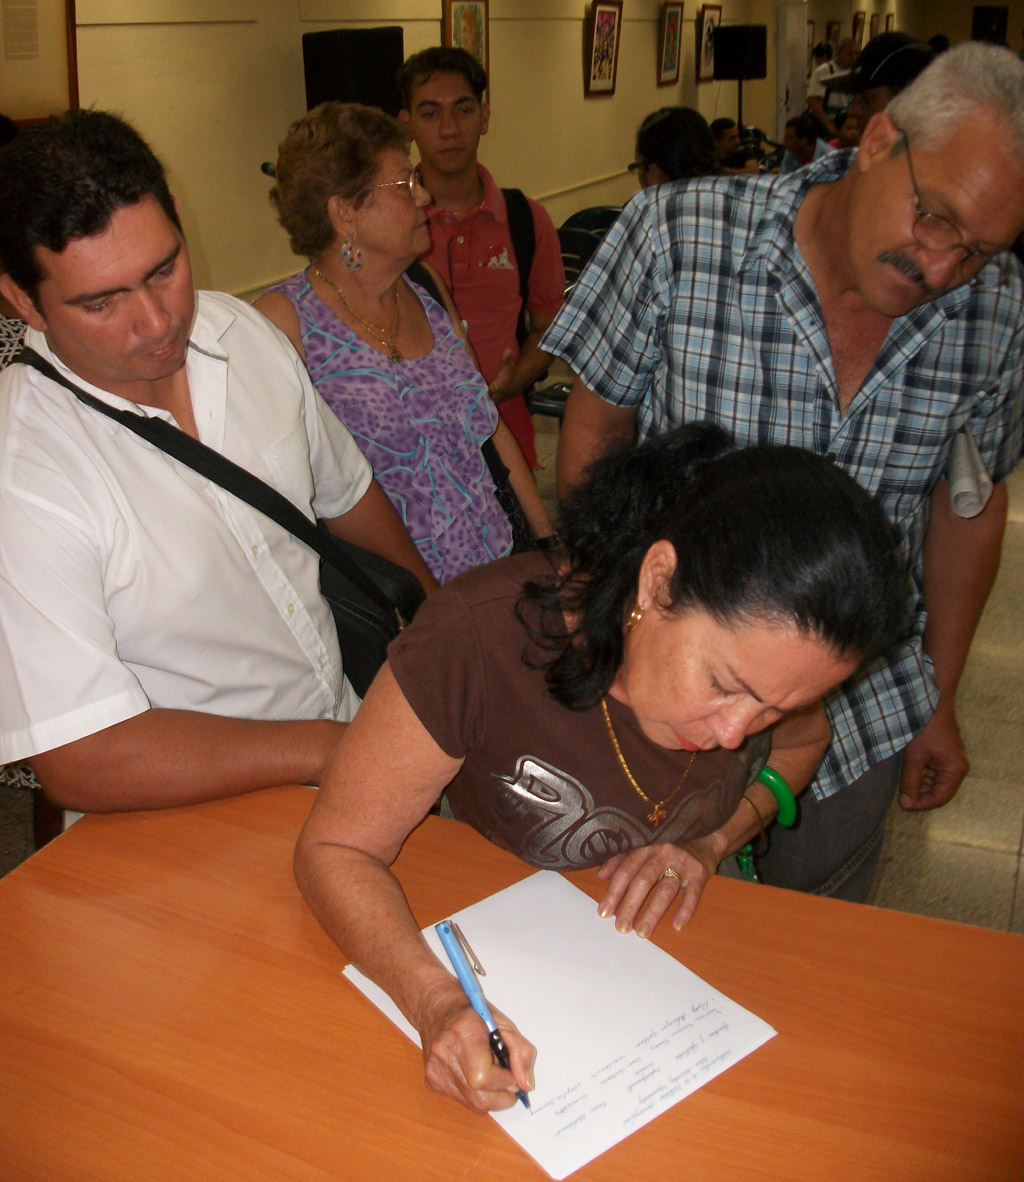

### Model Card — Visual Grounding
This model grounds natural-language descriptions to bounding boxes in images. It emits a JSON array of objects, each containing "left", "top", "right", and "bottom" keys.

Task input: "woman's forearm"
[
  {"left": 491, "top": 418, "right": 557, "bottom": 540},
  {"left": 294, "top": 840, "right": 461, "bottom": 1032}
]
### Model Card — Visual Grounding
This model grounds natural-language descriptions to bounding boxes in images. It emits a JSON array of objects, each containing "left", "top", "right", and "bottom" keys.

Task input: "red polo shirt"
[{"left": 422, "top": 165, "right": 565, "bottom": 467}]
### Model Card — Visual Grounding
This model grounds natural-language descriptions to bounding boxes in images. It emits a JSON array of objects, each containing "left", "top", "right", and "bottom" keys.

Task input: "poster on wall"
[
  {"left": 696, "top": 4, "right": 721, "bottom": 81},
  {"left": 658, "top": 3, "right": 683, "bottom": 86},
  {"left": 442, "top": 0, "right": 488, "bottom": 78},
  {"left": 826, "top": 19, "right": 841, "bottom": 46},
  {"left": 852, "top": 11, "right": 866, "bottom": 45},
  {"left": 869, "top": 13, "right": 880, "bottom": 38},
  {"left": 584, "top": 0, "right": 623, "bottom": 96},
  {"left": 0, "top": 0, "right": 78, "bottom": 120}
]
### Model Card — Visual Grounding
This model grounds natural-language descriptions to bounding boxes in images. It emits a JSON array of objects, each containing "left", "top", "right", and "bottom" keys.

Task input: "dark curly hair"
[
  {"left": 397, "top": 46, "right": 488, "bottom": 109},
  {"left": 635, "top": 107, "right": 719, "bottom": 181},
  {"left": 522, "top": 424, "right": 909, "bottom": 710},
  {"left": 270, "top": 102, "right": 407, "bottom": 260}
]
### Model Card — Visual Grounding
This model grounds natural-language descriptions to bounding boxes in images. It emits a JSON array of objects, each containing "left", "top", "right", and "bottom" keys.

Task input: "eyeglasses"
[
  {"left": 376, "top": 172, "right": 427, "bottom": 200},
  {"left": 895, "top": 128, "right": 1005, "bottom": 265}
]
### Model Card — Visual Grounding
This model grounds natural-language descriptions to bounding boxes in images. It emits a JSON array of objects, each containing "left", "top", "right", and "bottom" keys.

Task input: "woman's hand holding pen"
[{"left": 415, "top": 976, "right": 536, "bottom": 1113}]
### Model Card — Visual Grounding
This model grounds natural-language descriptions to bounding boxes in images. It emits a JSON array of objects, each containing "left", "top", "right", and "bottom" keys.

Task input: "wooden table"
[{"left": 1, "top": 786, "right": 1021, "bottom": 1181}]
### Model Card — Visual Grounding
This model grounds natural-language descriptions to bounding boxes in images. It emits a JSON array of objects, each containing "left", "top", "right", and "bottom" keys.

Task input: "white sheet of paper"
[{"left": 343, "top": 871, "right": 775, "bottom": 1180}]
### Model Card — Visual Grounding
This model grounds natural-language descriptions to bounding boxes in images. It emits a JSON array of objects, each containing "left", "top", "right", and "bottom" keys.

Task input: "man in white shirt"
[
  {"left": 806, "top": 37, "right": 859, "bottom": 139},
  {"left": 0, "top": 110, "right": 435, "bottom": 813}
]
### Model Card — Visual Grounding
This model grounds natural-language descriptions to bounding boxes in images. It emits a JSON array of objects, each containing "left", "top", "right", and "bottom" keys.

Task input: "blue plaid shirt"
[{"left": 542, "top": 153, "right": 1024, "bottom": 799}]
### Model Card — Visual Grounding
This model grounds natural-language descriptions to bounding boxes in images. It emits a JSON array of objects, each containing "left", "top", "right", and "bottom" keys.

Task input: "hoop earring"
[
  {"left": 626, "top": 604, "right": 644, "bottom": 632},
  {"left": 340, "top": 232, "right": 363, "bottom": 272}
]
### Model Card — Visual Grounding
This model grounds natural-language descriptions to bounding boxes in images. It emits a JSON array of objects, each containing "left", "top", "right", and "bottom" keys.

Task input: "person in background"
[
  {"left": 827, "top": 31, "right": 934, "bottom": 128},
  {"left": 780, "top": 113, "right": 835, "bottom": 173},
  {"left": 830, "top": 109, "right": 862, "bottom": 150},
  {"left": 543, "top": 43, "right": 1024, "bottom": 904},
  {"left": 294, "top": 424, "right": 907, "bottom": 1114},
  {"left": 0, "top": 110, "right": 434, "bottom": 813},
  {"left": 256, "top": 103, "right": 555, "bottom": 585},
  {"left": 710, "top": 117, "right": 759, "bottom": 174},
  {"left": 806, "top": 36, "right": 859, "bottom": 139},
  {"left": 398, "top": 46, "right": 566, "bottom": 470},
  {"left": 628, "top": 107, "right": 719, "bottom": 188}
]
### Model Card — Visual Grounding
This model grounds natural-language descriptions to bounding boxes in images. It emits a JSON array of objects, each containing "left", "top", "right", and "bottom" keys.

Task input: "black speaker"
[
  {"left": 713, "top": 25, "right": 767, "bottom": 81},
  {"left": 302, "top": 27, "right": 405, "bottom": 116}
]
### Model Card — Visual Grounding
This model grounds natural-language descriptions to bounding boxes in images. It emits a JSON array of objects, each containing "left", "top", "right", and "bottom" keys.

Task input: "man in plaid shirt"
[{"left": 543, "top": 43, "right": 1024, "bottom": 901}]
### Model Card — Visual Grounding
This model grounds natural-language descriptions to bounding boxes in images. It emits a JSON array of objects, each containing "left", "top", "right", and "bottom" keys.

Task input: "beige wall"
[{"left": 63, "top": 0, "right": 779, "bottom": 294}]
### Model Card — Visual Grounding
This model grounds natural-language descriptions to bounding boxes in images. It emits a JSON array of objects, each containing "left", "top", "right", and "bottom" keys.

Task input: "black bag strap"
[
  {"left": 15, "top": 345, "right": 402, "bottom": 622},
  {"left": 404, "top": 259, "right": 446, "bottom": 307},
  {"left": 501, "top": 187, "right": 536, "bottom": 346}
]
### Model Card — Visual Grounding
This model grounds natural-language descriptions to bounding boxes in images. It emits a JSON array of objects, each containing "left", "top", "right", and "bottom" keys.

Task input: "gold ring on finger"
[{"left": 659, "top": 867, "right": 682, "bottom": 884}]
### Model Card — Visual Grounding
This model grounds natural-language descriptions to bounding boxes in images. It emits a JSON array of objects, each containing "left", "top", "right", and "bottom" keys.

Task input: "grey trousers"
[{"left": 751, "top": 754, "right": 902, "bottom": 902}]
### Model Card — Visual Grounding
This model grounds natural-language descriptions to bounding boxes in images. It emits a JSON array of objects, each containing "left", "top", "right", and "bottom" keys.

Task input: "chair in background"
[
  {"left": 527, "top": 227, "right": 602, "bottom": 421},
  {"left": 560, "top": 205, "right": 622, "bottom": 237},
  {"left": 553, "top": 226, "right": 601, "bottom": 297}
]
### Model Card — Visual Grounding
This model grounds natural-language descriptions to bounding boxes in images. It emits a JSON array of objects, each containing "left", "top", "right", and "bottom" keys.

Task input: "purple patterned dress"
[{"left": 267, "top": 271, "right": 513, "bottom": 583}]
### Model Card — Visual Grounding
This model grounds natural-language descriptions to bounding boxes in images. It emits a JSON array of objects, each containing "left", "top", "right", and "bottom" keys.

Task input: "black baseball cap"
[{"left": 827, "top": 32, "right": 934, "bottom": 95}]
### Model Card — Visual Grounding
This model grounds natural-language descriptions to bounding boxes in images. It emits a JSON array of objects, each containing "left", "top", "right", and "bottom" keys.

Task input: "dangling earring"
[
  {"left": 626, "top": 604, "right": 644, "bottom": 632},
  {"left": 340, "top": 232, "right": 363, "bottom": 272}
]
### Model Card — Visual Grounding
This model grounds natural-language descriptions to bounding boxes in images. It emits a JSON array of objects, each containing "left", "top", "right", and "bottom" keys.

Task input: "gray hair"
[{"left": 887, "top": 42, "right": 1024, "bottom": 172}]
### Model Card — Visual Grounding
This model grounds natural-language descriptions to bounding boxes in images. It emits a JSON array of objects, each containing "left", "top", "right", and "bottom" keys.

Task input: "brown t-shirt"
[{"left": 389, "top": 553, "right": 767, "bottom": 870}]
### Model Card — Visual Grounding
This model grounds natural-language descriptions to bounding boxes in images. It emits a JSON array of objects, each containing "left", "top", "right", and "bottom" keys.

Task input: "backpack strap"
[
  {"left": 501, "top": 187, "right": 536, "bottom": 346},
  {"left": 403, "top": 258, "right": 446, "bottom": 308}
]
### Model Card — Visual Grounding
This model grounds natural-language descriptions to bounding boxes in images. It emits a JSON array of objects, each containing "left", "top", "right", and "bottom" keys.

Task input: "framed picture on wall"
[
  {"left": 806, "top": 20, "right": 815, "bottom": 74},
  {"left": 826, "top": 20, "right": 841, "bottom": 47},
  {"left": 0, "top": 0, "right": 78, "bottom": 120},
  {"left": 869, "top": 13, "right": 880, "bottom": 38},
  {"left": 696, "top": 4, "right": 722, "bottom": 82},
  {"left": 971, "top": 6, "right": 1009, "bottom": 43},
  {"left": 584, "top": 0, "right": 623, "bottom": 96},
  {"left": 852, "top": 11, "right": 866, "bottom": 45},
  {"left": 442, "top": 0, "right": 489, "bottom": 78},
  {"left": 885, "top": 13, "right": 895, "bottom": 31},
  {"left": 658, "top": 3, "right": 683, "bottom": 86}
]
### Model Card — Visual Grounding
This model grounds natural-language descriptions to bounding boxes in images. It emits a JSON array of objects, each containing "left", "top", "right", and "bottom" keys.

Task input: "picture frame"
[
  {"left": 442, "top": 0, "right": 488, "bottom": 78},
  {"left": 584, "top": 0, "right": 623, "bottom": 97},
  {"left": 826, "top": 20, "right": 841, "bottom": 47},
  {"left": 868, "top": 13, "right": 880, "bottom": 39},
  {"left": 658, "top": 3, "right": 683, "bottom": 87},
  {"left": 885, "top": 13, "right": 895, "bottom": 31},
  {"left": 696, "top": 4, "right": 722, "bottom": 82},
  {"left": 806, "top": 20, "right": 815, "bottom": 75},
  {"left": 1, "top": 0, "right": 78, "bottom": 120},
  {"left": 852, "top": 11, "right": 865, "bottom": 45}
]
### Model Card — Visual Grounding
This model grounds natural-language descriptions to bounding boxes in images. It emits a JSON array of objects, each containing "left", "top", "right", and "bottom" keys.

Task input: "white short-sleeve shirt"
[{"left": 0, "top": 291, "right": 372, "bottom": 763}]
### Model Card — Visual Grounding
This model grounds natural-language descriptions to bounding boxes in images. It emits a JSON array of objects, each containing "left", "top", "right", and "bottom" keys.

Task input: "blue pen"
[{"left": 435, "top": 920, "right": 531, "bottom": 1110}]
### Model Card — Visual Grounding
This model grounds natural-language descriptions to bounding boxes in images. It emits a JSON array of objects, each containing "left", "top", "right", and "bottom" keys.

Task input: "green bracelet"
[{"left": 757, "top": 765, "right": 798, "bottom": 828}]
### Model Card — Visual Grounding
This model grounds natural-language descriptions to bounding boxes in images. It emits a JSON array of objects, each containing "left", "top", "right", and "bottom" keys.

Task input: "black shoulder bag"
[{"left": 16, "top": 346, "right": 424, "bottom": 697}]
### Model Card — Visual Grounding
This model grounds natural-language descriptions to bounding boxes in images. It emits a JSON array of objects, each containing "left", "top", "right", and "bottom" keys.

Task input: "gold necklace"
[
  {"left": 313, "top": 265, "right": 403, "bottom": 363},
  {"left": 600, "top": 697, "right": 697, "bottom": 827}
]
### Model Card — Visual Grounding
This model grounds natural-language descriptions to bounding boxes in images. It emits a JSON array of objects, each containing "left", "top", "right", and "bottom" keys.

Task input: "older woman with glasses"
[{"left": 256, "top": 102, "right": 554, "bottom": 584}]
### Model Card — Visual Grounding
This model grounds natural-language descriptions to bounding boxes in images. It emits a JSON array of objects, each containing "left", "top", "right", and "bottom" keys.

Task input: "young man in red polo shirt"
[{"left": 398, "top": 47, "right": 565, "bottom": 467}]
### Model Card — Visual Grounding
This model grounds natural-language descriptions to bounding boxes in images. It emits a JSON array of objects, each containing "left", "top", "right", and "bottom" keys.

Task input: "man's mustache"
[{"left": 877, "top": 250, "right": 944, "bottom": 298}]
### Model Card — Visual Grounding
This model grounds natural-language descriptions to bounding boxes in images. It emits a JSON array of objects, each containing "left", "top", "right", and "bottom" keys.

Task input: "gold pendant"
[
  {"left": 389, "top": 344, "right": 403, "bottom": 363},
  {"left": 648, "top": 805, "right": 666, "bottom": 826}
]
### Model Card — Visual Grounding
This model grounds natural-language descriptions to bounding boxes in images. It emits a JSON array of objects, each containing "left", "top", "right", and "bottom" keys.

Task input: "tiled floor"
[
  {"left": 2, "top": 417, "right": 1021, "bottom": 936},
  {"left": 533, "top": 412, "right": 1024, "bottom": 934}
]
